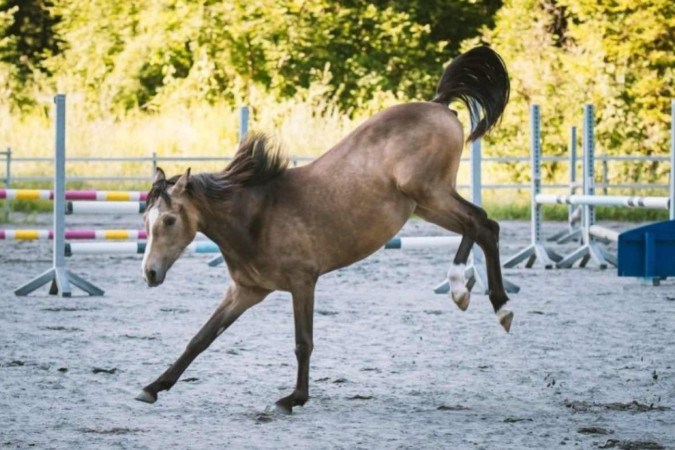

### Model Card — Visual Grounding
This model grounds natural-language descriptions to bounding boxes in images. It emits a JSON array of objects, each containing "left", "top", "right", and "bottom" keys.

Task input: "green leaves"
[
  {"left": 2, "top": 0, "right": 499, "bottom": 116},
  {"left": 479, "top": 0, "right": 673, "bottom": 187}
]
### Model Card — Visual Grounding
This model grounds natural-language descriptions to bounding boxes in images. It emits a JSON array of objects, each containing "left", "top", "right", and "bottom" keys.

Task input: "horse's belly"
[{"left": 313, "top": 196, "right": 416, "bottom": 274}]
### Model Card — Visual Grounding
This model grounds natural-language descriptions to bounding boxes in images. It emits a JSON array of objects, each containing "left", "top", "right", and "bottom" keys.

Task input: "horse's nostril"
[{"left": 147, "top": 270, "right": 157, "bottom": 283}]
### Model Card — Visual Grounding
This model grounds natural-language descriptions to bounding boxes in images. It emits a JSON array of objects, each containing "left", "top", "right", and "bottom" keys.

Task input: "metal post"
[
  {"left": 531, "top": 106, "right": 542, "bottom": 245},
  {"left": 463, "top": 138, "right": 490, "bottom": 293},
  {"left": 551, "top": 126, "right": 582, "bottom": 243},
  {"left": 583, "top": 104, "right": 596, "bottom": 238},
  {"left": 3, "top": 147, "right": 10, "bottom": 222},
  {"left": 470, "top": 138, "right": 482, "bottom": 207},
  {"left": 151, "top": 151, "right": 157, "bottom": 177},
  {"left": 502, "top": 105, "right": 560, "bottom": 269},
  {"left": 557, "top": 104, "right": 613, "bottom": 268},
  {"left": 670, "top": 99, "right": 674, "bottom": 221},
  {"left": 15, "top": 95, "right": 104, "bottom": 297},
  {"left": 53, "top": 96, "right": 67, "bottom": 274},
  {"left": 570, "top": 127, "right": 577, "bottom": 195},
  {"left": 209, "top": 105, "right": 251, "bottom": 267},
  {"left": 601, "top": 158, "right": 609, "bottom": 196},
  {"left": 239, "top": 106, "right": 249, "bottom": 142}
]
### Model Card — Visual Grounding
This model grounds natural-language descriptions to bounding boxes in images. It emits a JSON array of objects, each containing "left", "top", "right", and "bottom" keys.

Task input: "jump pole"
[
  {"left": 434, "top": 135, "right": 520, "bottom": 295},
  {"left": 1, "top": 229, "right": 147, "bottom": 240},
  {"left": 208, "top": 106, "right": 249, "bottom": 267},
  {"left": 671, "top": 99, "right": 675, "bottom": 221},
  {"left": 550, "top": 126, "right": 582, "bottom": 244},
  {"left": 14, "top": 94, "right": 104, "bottom": 297},
  {"left": 0, "top": 188, "right": 147, "bottom": 201},
  {"left": 502, "top": 104, "right": 561, "bottom": 269},
  {"left": 64, "top": 236, "right": 464, "bottom": 256},
  {"left": 556, "top": 104, "right": 613, "bottom": 269},
  {"left": 66, "top": 201, "right": 146, "bottom": 214},
  {"left": 0, "top": 230, "right": 211, "bottom": 241},
  {"left": 2, "top": 147, "right": 10, "bottom": 222}
]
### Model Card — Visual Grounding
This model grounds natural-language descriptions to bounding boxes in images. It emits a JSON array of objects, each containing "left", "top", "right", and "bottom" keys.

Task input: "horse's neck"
[{"left": 198, "top": 188, "right": 261, "bottom": 264}]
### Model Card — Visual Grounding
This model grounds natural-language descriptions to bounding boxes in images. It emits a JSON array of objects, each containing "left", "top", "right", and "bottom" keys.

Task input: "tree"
[
  {"left": 0, "top": 0, "right": 61, "bottom": 107},
  {"left": 45, "top": 0, "right": 501, "bottom": 116},
  {"left": 477, "top": 0, "right": 674, "bottom": 185}
]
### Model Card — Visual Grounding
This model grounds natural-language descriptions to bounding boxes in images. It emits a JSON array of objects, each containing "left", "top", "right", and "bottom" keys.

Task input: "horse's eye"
[{"left": 163, "top": 215, "right": 177, "bottom": 227}]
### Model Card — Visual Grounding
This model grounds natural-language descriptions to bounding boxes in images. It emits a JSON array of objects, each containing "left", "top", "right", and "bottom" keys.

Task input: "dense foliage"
[
  {"left": 478, "top": 0, "right": 674, "bottom": 183},
  {"left": 0, "top": 0, "right": 496, "bottom": 114},
  {"left": 0, "top": 0, "right": 673, "bottom": 186}
]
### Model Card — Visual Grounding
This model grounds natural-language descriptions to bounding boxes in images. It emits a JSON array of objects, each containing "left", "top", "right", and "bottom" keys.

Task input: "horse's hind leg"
[
  {"left": 415, "top": 190, "right": 513, "bottom": 332},
  {"left": 447, "top": 233, "right": 474, "bottom": 311}
]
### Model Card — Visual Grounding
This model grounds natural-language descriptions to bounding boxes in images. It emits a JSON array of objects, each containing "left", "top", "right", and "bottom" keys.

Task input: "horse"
[{"left": 135, "top": 46, "right": 512, "bottom": 413}]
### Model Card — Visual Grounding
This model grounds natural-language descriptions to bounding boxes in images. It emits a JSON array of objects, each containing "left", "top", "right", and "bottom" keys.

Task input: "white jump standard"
[
  {"left": 502, "top": 105, "right": 562, "bottom": 269},
  {"left": 556, "top": 103, "right": 672, "bottom": 268},
  {"left": 505, "top": 101, "right": 674, "bottom": 271},
  {"left": 14, "top": 95, "right": 104, "bottom": 297}
]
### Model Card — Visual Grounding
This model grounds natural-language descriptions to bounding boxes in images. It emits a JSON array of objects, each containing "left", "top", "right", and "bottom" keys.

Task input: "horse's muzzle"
[{"left": 144, "top": 267, "right": 165, "bottom": 287}]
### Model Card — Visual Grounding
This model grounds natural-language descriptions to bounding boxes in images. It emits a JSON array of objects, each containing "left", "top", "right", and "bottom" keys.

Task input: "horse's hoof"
[
  {"left": 451, "top": 289, "right": 470, "bottom": 311},
  {"left": 497, "top": 308, "right": 514, "bottom": 333},
  {"left": 272, "top": 401, "right": 293, "bottom": 415},
  {"left": 135, "top": 389, "right": 157, "bottom": 404}
]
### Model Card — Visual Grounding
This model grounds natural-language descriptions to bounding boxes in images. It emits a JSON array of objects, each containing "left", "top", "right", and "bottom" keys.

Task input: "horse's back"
[
  {"left": 252, "top": 102, "right": 467, "bottom": 279},
  {"left": 311, "top": 101, "right": 464, "bottom": 186}
]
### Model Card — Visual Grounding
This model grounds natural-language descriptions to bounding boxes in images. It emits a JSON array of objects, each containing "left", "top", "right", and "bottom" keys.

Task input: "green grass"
[{"left": 483, "top": 200, "right": 670, "bottom": 222}]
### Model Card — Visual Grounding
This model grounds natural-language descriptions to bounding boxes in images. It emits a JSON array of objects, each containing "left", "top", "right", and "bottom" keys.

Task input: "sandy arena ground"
[{"left": 1, "top": 213, "right": 674, "bottom": 449}]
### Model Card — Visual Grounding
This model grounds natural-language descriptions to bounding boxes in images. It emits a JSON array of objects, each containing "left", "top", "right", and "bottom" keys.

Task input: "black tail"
[{"left": 432, "top": 46, "right": 510, "bottom": 142}]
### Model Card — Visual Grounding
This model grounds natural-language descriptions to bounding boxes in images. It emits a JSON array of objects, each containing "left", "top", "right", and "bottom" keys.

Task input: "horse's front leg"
[
  {"left": 135, "top": 283, "right": 270, "bottom": 404},
  {"left": 275, "top": 279, "right": 316, "bottom": 414}
]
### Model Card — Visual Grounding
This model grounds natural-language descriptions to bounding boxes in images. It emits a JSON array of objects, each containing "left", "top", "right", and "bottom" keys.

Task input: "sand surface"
[{"left": 1, "top": 214, "right": 674, "bottom": 449}]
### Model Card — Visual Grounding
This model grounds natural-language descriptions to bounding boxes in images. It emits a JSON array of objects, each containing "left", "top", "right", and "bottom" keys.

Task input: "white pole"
[
  {"left": 582, "top": 104, "right": 595, "bottom": 243},
  {"left": 670, "top": 99, "right": 674, "bottom": 220},
  {"left": 531, "top": 105, "right": 542, "bottom": 245},
  {"left": 239, "top": 106, "right": 249, "bottom": 143},
  {"left": 53, "top": 95, "right": 67, "bottom": 272},
  {"left": 470, "top": 138, "right": 482, "bottom": 207}
]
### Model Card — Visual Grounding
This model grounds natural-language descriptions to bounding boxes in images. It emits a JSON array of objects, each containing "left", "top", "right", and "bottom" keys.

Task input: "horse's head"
[{"left": 142, "top": 167, "right": 199, "bottom": 287}]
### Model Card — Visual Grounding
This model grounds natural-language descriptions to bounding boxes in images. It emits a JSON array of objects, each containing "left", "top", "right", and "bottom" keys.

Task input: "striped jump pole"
[
  {"left": 0, "top": 229, "right": 214, "bottom": 241},
  {"left": 0, "top": 189, "right": 147, "bottom": 201},
  {"left": 65, "top": 241, "right": 219, "bottom": 256},
  {"left": 383, "top": 236, "right": 461, "bottom": 249},
  {"left": 66, "top": 201, "right": 146, "bottom": 215},
  {"left": 65, "top": 236, "right": 465, "bottom": 257},
  {"left": 503, "top": 105, "right": 562, "bottom": 269},
  {"left": 14, "top": 94, "right": 104, "bottom": 297},
  {"left": 1, "top": 229, "right": 148, "bottom": 240},
  {"left": 535, "top": 194, "right": 670, "bottom": 209}
]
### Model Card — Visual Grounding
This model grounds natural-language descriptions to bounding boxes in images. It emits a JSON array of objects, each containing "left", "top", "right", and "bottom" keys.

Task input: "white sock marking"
[
  {"left": 447, "top": 263, "right": 467, "bottom": 297},
  {"left": 496, "top": 306, "right": 511, "bottom": 321}
]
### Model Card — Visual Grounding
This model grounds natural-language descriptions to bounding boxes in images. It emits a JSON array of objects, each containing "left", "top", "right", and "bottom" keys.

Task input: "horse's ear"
[
  {"left": 173, "top": 167, "right": 191, "bottom": 195},
  {"left": 153, "top": 167, "right": 166, "bottom": 184}
]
